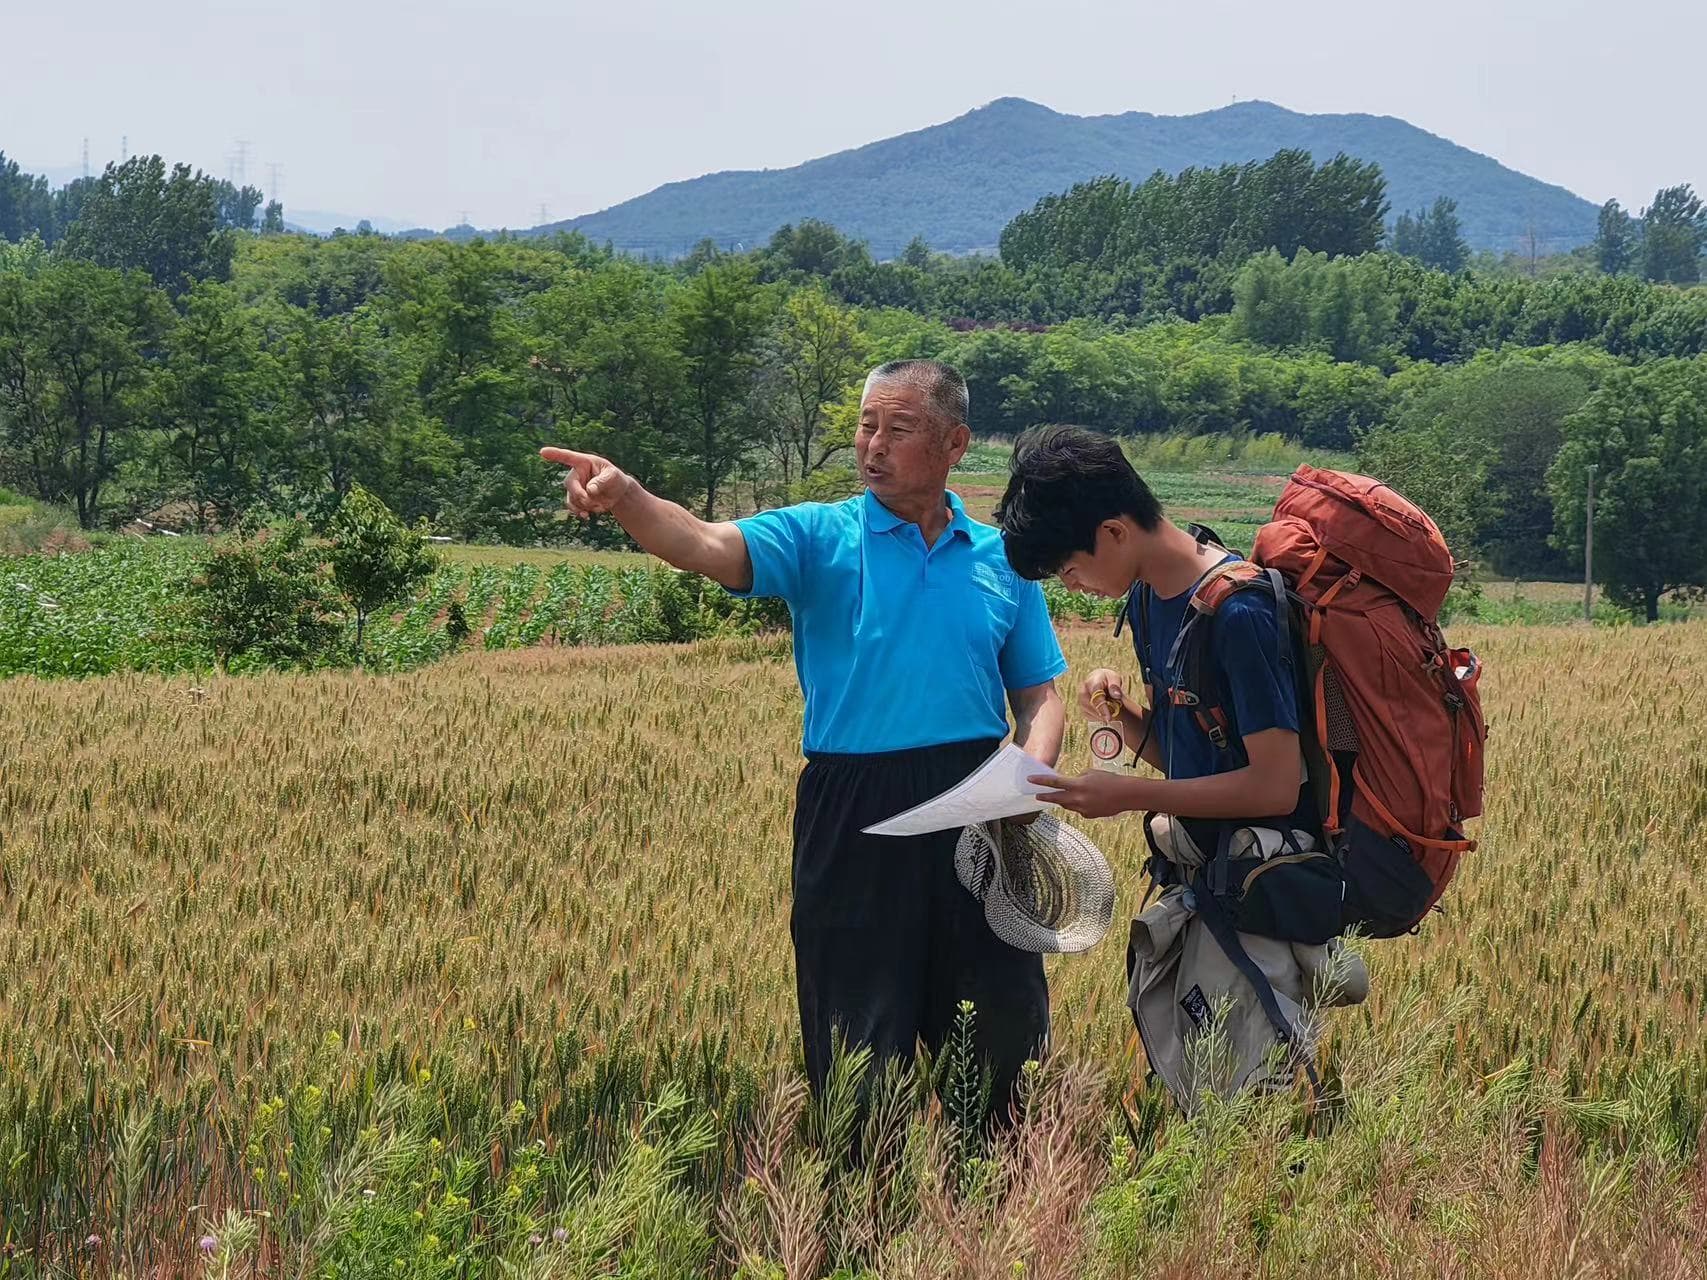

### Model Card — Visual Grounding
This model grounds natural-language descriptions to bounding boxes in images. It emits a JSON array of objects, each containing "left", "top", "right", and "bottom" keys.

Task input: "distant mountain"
[{"left": 527, "top": 98, "right": 1600, "bottom": 258}]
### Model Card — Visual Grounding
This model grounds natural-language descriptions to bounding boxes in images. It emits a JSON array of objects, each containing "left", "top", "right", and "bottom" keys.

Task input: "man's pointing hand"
[{"left": 540, "top": 446, "right": 634, "bottom": 517}]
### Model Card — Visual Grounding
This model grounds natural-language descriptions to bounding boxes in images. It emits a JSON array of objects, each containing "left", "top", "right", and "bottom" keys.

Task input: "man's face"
[
  {"left": 855, "top": 381, "right": 968, "bottom": 505},
  {"left": 1054, "top": 522, "right": 1136, "bottom": 598}
]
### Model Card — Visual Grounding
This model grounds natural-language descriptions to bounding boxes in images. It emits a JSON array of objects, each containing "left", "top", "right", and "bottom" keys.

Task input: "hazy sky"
[{"left": 5, "top": 0, "right": 1701, "bottom": 231}]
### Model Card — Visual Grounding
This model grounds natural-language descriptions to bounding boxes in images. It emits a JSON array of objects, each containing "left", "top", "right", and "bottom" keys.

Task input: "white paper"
[{"left": 862, "top": 744, "right": 1059, "bottom": 836}]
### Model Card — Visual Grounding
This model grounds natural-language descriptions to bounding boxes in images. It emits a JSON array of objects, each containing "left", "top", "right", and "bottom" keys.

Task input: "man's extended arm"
[{"left": 540, "top": 446, "right": 752, "bottom": 591}]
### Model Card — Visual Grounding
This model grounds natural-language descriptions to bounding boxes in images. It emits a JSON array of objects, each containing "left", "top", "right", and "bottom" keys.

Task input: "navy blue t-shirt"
[{"left": 1130, "top": 556, "right": 1317, "bottom": 834}]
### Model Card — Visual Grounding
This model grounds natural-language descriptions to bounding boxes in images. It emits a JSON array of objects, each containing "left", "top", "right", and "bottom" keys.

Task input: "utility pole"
[{"left": 1584, "top": 463, "right": 1598, "bottom": 622}]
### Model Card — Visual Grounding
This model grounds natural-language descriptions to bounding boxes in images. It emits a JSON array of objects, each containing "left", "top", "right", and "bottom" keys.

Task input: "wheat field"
[{"left": 1, "top": 622, "right": 1704, "bottom": 1275}]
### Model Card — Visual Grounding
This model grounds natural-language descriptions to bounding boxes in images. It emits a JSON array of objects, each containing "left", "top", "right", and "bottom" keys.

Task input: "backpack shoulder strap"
[{"left": 1177, "top": 563, "right": 1303, "bottom": 759}]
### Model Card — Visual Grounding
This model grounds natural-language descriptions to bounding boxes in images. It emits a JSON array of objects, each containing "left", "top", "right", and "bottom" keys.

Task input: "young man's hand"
[
  {"left": 1028, "top": 769, "right": 1138, "bottom": 820},
  {"left": 1078, "top": 668, "right": 1127, "bottom": 720}
]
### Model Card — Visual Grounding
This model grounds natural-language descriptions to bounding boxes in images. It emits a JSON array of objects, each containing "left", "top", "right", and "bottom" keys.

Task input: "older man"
[{"left": 542, "top": 359, "right": 1066, "bottom": 1109}]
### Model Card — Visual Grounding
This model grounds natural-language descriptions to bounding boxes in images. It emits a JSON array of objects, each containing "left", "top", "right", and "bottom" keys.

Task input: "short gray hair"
[{"left": 862, "top": 360, "right": 969, "bottom": 432}]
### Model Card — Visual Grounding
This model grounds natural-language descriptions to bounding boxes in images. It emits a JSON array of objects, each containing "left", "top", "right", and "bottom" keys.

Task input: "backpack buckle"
[
  {"left": 1207, "top": 724, "right": 1229, "bottom": 749},
  {"left": 1169, "top": 688, "right": 1200, "bottom": 707}
]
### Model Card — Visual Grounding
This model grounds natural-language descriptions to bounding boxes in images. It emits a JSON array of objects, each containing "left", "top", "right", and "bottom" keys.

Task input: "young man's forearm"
[{"left": 1111, "top": 767, "right": 1298, "bottom": 822}]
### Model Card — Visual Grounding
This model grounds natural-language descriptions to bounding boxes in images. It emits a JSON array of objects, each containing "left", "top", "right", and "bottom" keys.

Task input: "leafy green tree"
[
  {"left": 0, "top": 259, "right": 170, "bottom": 527},
  {"left": 240, "top": 230, "right": 397, "bottom": 318},
  {"left": 60, "top": 156, "right": 236, "bottom": 298},
  {"left": 999, "top": 152, "right": 1387, "bottom": 282},
  {"left": 0, "top": 233, "right": 49, "bottom": 277},
  {"left": 213, "top": 180, "right": 266, "bottom": 232},
  {"left": 754, "top": 286, "right": 868, "bottom": 489},
  {"left": 282, "top": 306, "right": 446, "bottom": 518},
  {"left": 190, "top": 518, "right": 341, "bottom": 670},
  {"left": 995, "top": 322, "right": 1161, "bottom": 434},
  {"left": 49, "top": 177, "right": 98, "bottom": 244},
  {"left": 1232, "top": 249, "right": 1395, "bottom": 363},
  {"left": 1392, "top": 198, "right": 1468, "bottom": 273},
  {"left": 1595, "top": 200, "right": 1636, "bottom": 275},
  {"left": 1228, "top": 250, "right": 1310, "bottom": 348},
  {"left": 0, "top": 153, "right": 59, "bottom": 244},
  {"left": 1357, "top": 414, "right": 1491, "bottom": 561},
  {"left": 759, "top": 220, "right": 871, "bottom": 280},
  {"left": 668, "top": 261, "right": 772, "bottom": 518},
  {"left": 1288, "top": 356, "right": 1392, "bottom": 450},
  {"left": 324, "top": 483, "right": 438, "bottom": 655},
  {"left": 1549, "top": 359, "right": 1707, "bottom": 621},
  {"left": 1383, "top": 353, "right": 1600, "bottom": 574},
  {"left": 152, "top": 283, "right": 282, "bottom": 528},
  {"left": 525, "top": 260, "right": 684, "bottom": 499},
  {"left": 1639, "top": 185, "right": 1705, "bottom": 285},
  {"left": 261, "top": 201, "right": 286, "bottom": 235},
  {"left": 384, "top": 241, "right": 540, "bottom": 533}
]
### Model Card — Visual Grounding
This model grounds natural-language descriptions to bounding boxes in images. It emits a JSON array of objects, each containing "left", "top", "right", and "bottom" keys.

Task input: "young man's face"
[{"left": 1054, "top": 521, "right": 1139, "bottom": 597}]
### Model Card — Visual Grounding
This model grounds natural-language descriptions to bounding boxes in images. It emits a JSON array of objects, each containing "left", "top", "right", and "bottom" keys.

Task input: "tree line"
[{"left": 1, "top": 146, "right": 1703, "bottom": 617}]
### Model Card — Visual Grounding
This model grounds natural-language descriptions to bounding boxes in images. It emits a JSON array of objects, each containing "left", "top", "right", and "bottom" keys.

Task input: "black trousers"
[{"left": 791, "top": 739, "right": 1050, "bottom": 1115}]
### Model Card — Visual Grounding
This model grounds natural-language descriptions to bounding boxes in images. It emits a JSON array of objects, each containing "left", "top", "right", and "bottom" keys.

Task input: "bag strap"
[
  {"left": 1189, "top": 874, "right": 1324, "bottom": 1099},
  {"left": 1175, "top": 564, "right": 1300, "bottom": 765}
]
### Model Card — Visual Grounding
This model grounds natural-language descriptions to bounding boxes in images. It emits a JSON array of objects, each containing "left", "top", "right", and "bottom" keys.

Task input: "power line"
[{"left": 81, "top": 138, "right": 90, "bottom": 179}]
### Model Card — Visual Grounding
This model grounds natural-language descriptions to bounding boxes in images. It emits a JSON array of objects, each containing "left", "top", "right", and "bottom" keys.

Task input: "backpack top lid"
[{"left": 1258, "top": 466, "right": 1455, "bottom": 619}]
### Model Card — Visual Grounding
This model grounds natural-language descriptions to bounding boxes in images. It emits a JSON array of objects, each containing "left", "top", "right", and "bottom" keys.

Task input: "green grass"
[
  {"left": 1122, "top": 431, "right": 1352, "bottom": 476},
  {"left": 952, "top": 437, "right": 1013, "bottom": 474},
  {"left": 0, "top": 488, "right": 96, "bottom": 556},
  {"left": 435, "top": 542, "right": 653, "bottom": 570}
]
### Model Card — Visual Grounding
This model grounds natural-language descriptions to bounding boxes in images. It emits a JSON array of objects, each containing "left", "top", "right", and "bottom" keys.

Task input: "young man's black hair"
[{"left": 995, "top": 425, "right": 1162, "bottom": 583}]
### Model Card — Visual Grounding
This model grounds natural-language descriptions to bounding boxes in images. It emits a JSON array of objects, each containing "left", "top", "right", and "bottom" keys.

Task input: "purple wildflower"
[{"left": 200, "top": 1235, "right": 218, "bottom": 1253}]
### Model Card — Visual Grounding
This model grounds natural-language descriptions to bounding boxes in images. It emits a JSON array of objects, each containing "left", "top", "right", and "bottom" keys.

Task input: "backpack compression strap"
[{"left": 1189, "top": 870, "right": 1324, "bottom": 1099}]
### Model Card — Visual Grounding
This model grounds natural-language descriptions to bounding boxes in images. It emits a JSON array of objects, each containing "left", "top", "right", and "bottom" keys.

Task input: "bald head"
[{"left": 861, "top": 360, "right": 969, "bottom": 434}]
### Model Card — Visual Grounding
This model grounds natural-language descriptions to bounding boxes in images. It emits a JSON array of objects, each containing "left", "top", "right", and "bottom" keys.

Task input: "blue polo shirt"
[{"left": 731, "top": 490, "right": 1067, "bottom": 756}]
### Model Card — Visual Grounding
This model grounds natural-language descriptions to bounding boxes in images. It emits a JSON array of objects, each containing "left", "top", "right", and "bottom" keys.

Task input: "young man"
[
  {"left": 995, "top": 425, "right": 1315, "bottom": 841},
  {"left": 997, "top": 425, "right": 1363, "bottom": 1106}
]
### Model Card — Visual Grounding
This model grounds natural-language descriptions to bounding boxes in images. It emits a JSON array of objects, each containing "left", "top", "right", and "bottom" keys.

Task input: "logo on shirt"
[{"left": 970, "top": 561, "right": 1018, "bottom": 599}]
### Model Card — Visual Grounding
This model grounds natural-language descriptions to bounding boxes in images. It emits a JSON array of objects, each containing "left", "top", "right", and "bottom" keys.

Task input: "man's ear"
[{"left": 946, "top": 422, "right": 971, "bottom": 464}]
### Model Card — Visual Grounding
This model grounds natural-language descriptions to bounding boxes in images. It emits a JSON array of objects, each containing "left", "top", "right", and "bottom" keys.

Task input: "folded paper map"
[{"left": 863, "top": 744, "right": 1058, "bottom": 837}]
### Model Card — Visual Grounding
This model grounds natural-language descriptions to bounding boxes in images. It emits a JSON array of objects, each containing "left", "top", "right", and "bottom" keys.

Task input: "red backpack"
[{"left": 1143, "top": 467, "right": 1487, "bottom": 938}]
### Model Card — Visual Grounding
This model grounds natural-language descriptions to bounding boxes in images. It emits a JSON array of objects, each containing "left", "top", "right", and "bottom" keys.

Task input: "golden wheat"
[{"left": 2, "top": 623, "right": 1703, "bottom": 1112}]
